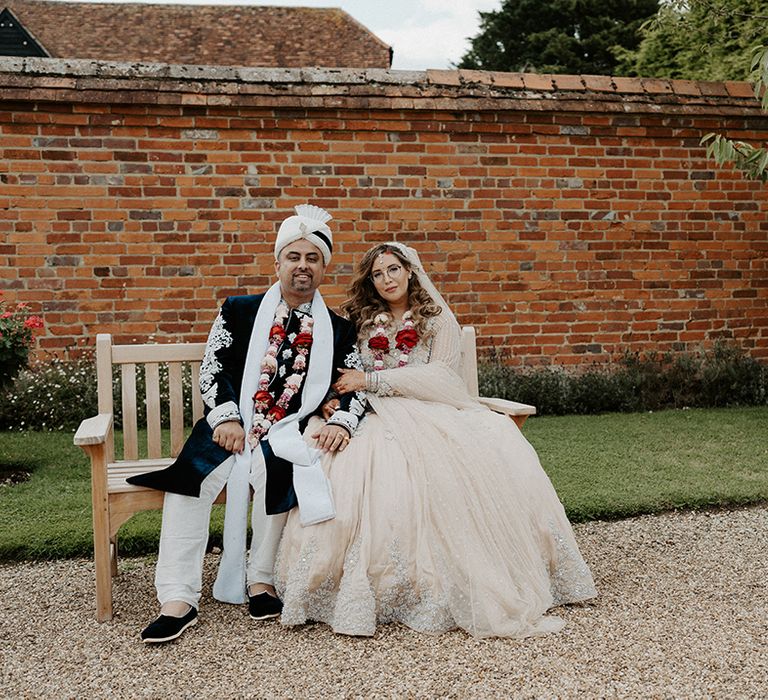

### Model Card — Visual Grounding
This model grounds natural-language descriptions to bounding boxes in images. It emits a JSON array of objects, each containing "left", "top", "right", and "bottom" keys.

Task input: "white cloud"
[{"left": 378, "top": 0, "right": 500, "bottom": 70}]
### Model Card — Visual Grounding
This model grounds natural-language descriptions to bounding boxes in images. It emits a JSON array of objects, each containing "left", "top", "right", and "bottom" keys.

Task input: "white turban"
[{"left": 274, "top": 204, "right": 333, "bottom": 265}]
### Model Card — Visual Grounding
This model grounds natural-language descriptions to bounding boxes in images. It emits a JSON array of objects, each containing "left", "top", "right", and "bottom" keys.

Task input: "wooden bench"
[{"left": 74, "top": 328, "right": 535, "bottom": 621}]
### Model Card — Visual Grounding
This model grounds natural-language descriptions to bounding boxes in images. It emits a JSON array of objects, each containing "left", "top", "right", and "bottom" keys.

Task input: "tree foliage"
[
  {"left": 458, "top": 0, "right": 659, "bottom": 75},
  {"left": 702, "top": 45, "right": 768, "bottom": 181},
  {"left": 617, "top": 0, "right": 768, "bottom": 80}
]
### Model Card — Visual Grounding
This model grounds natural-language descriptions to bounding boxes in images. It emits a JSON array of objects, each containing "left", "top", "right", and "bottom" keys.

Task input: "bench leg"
[
  {"left": 111, "top": 538, "right": 118, "bottom": 578},
  {"left": 94, "top": 530, "right": 113, "bottom": 622},
  {"left": 512, "top": 415, "right": 528, "bottom": 429},
  {"left": 85, "top": 443, "right": 114, "bottom": 622}
]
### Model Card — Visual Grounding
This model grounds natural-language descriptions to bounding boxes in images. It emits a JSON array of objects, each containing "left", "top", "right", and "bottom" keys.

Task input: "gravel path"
[{"left": 2, "top": 506, "right": 767, "bottom": 699}]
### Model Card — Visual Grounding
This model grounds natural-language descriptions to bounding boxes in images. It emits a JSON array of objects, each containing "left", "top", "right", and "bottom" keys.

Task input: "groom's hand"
[
  {"left": 312, "top": 423, "right": 351, "bottom": 453},
  {"left": 212, "top": 420, "right": 245, "bottom": 454}
]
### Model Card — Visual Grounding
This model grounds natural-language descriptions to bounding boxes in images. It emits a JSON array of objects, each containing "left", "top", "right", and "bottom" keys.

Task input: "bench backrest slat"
[
  {"left": 459, "top": 327, "right": 479, "bottom": 397},
  {"left": 145, "top": 362, "right": 162, "bottom": 459},
  {"left": 168, "top": 362, "right": 185, "bottom": 457},
  {"left": 121, "top": 364, "right": 139, "bottom": 460},
  {"left": 190, "top": 362, "right": 204, "bottom": 423}
]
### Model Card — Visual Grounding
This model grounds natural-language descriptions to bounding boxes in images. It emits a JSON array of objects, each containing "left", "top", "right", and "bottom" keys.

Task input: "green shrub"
[
  {"left": 479, "top": 341, "right": 768, "bottom": 415},
  {"left": 2, "top": 341, "right": 765, "bottom": 430},
  {"left": 0, "top": 354, "right": 98, "bottom": 431}
]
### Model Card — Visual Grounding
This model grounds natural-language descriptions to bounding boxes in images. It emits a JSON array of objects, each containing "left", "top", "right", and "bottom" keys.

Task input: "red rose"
[
  {"left": 269, "top": 325, "right": 287, "bottom": 342},
  {"left": 253, "top": 390, "right": 273, "bottom": 405},
  {"left": 23, "top": 315, "right": 44, "bottom": 330},
  {"left": 267, "top": 405, "right": 287, "bottom": 423},
  {"left": 395, "top": 328, "right": 419, "bottom": 351},
  {"left": 368, "top": 335, "right": 390, "bottom": 352},
  {"left": 253, "top": 390, "right": 274, "bottom": 411},
  {"left": 292, "top": 332, "right": 313, "bottom": 348}
]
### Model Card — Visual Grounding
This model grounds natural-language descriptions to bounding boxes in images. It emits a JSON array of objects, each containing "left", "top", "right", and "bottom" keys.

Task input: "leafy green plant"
[{"left": 701, "top": 44, "right": 768, "bottom": 181}]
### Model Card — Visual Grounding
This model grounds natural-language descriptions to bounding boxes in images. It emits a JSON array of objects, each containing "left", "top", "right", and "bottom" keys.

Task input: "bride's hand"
[
  {"left": 321, "top": 398, "right": 340, "bottom": 420},
  {"left": 333, "top": 368, "right": 366, "bottom": 394}
]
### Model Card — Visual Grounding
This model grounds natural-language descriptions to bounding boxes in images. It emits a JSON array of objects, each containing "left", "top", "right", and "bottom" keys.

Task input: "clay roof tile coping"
[{"left": 1, "top": 0, "right": 392, "bottom": 68}]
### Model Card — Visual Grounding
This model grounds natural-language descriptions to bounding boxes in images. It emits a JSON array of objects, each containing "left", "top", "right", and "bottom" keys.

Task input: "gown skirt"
[{"left": 274, "top": 393, "right": 596, "bottom": 638}]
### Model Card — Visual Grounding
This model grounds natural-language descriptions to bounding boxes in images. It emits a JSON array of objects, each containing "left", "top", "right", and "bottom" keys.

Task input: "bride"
[{"left": 274, "top": 243, "right": 596, "bottom": 638}]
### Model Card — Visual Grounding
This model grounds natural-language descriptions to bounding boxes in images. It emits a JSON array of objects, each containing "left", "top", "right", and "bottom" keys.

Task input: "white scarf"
[{"left": 213, "top": 282, "right": 335, "bottom": 603}]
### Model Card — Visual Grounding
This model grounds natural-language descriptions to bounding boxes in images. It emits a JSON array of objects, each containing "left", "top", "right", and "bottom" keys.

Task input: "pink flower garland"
[
  {"left": 247, "top": 302, "right": 313, "bottom": 448},
  {"left": 367, "top": 311, "right": 419, "bottom": 370}
]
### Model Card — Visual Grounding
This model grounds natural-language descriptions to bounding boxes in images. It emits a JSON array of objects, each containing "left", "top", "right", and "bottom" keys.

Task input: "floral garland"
[
  {"left": 247, "top": 301, "right": 313, "bottom": 447},
  {"left": 367, "top": 311, "right": 419, "bottom": 370}
]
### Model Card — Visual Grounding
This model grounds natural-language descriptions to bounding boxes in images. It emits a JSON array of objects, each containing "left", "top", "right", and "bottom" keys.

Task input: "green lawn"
[{"left": 0, "top": 406, "right": 766, "bottom": 561}]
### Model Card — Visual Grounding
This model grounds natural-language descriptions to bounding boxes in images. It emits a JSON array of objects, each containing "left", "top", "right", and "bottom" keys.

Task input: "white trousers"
[{"left": 154, "top": 449, "right": 288, "bottom": 609}]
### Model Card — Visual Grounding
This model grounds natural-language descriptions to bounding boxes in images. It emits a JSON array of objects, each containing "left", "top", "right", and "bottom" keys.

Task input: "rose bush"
[{"left": 0, "top": 293, "right": 44, "bottom": 388}]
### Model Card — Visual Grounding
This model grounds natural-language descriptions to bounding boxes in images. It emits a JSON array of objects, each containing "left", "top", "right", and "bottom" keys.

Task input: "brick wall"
[{"left": 2, "top": 58, "right": 767, "bottom": 366}]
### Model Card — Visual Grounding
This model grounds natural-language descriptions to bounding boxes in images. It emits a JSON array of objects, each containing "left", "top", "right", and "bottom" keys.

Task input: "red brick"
[
  {"left": 458, "top": 69, "right": 493, "bottom": 85},
  {"left": 640, "top": 78, "right": 673, "bottom": 94},
  {"left": 724, "top": 81, "right": 755, "bottom": 98},
  {"left": 582, "top": 75, "right": 615, "bottom": 93},
  {"left": 613, "top": 76, "right": 645, "bottom": 94},
  {"left": 491, "top": 72, "right": 526, "bottom": 89},
  {"left": 426, "top": 70, "right": 461, "bottom": 87},
  {"left": 669, "top": 79, "right": 702, "bottom": 96},
  {"left": 698, "top": 81, "right": 729, "bottom": 97},
  {"left": 521, "top": 74, "right": 555, "bottom": 91},
  {"left": 552, "top": 75, "right": 585, "bottom": 91}
]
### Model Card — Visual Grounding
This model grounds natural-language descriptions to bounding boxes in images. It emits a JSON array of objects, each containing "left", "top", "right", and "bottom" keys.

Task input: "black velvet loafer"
[
  {"left": 248, "top": 592, "right": 283, "bottom": 620},
  {"left": 140, "top": 607, "right": 198, "bottom": 644}
]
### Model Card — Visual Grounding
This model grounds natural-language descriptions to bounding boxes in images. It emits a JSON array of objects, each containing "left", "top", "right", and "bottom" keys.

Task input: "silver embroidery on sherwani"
[{"left": 200, "top": 311, "right": 233, "bottom": 408}]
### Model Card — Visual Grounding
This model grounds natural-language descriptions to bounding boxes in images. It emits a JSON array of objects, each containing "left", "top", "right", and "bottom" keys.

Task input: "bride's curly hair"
[{"left": 341, "top": 244, "right": 442, "bottom": 336}]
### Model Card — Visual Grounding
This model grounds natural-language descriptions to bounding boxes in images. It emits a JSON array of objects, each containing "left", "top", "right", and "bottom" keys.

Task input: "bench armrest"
[
  {"left": 477, "top": 397, "right": 537, "bottom": 418},
  {"left": 74, "top": 413, "right": 114, "bottom": 446}
]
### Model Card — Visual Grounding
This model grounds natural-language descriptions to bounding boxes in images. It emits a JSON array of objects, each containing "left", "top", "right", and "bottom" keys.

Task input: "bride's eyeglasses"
[{"left": 370, "top": 264, "right": 405, "bottom": 284}]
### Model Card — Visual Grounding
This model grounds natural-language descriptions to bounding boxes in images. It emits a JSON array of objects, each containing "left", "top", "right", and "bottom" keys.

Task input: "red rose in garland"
[
  {"left": 252, "top": 390, "right": 274, "bottom": 412},
  {"left": 395, "top": 328, "right": 419, "bottom": 351},
  {"left": 269, "top": 324, "right": 287, "bottom": 343},
  {"left": 394, "top": 311, "right": 418, "bottom": 367},
  {"left": 266, "top": 405, "right": 287, "bottom": 423},
  {"left": 368, "top": 335, "right": 390, "bottom": 351},
  {"left": 292, "top": 332, "right": 313, "bottom": 349}
]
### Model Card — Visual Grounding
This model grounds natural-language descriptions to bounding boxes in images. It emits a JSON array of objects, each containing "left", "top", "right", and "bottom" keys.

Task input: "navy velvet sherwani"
[{"left": 127, "top": 293, "right": 364, "bottom": 514}]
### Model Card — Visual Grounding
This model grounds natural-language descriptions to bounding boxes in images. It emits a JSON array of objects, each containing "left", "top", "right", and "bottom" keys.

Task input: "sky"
[{"left": 51, "top": 0, "right": 502, "bottom": 70}]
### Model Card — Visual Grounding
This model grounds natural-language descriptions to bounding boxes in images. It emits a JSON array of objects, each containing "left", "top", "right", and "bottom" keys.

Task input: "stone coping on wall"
[{"left": 0, "top": 56, "right": 763, "bottom": 117}]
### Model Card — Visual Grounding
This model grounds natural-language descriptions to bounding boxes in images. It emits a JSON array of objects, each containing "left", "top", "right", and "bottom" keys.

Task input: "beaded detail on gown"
[{"left": 274, "top": 314, "right": 596, "bottom": 638}]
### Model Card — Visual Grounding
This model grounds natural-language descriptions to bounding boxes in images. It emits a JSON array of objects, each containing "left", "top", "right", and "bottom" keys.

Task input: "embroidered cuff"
[
  {"left": 206, "top": 400, "right": 242, "bottom": 430},
  {"left": 326, "top": 409, "right": 358, "bottom": 436}
]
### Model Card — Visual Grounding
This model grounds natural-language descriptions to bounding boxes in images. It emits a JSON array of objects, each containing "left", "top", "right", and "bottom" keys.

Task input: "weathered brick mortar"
[{"left": 1, "top": 58, "right": 767, "bottom": 365}]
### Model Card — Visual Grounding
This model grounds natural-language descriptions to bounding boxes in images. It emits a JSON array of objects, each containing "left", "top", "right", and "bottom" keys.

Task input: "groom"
[{"left": 128, "top": 204, "right": 366, "bottom": 643}]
